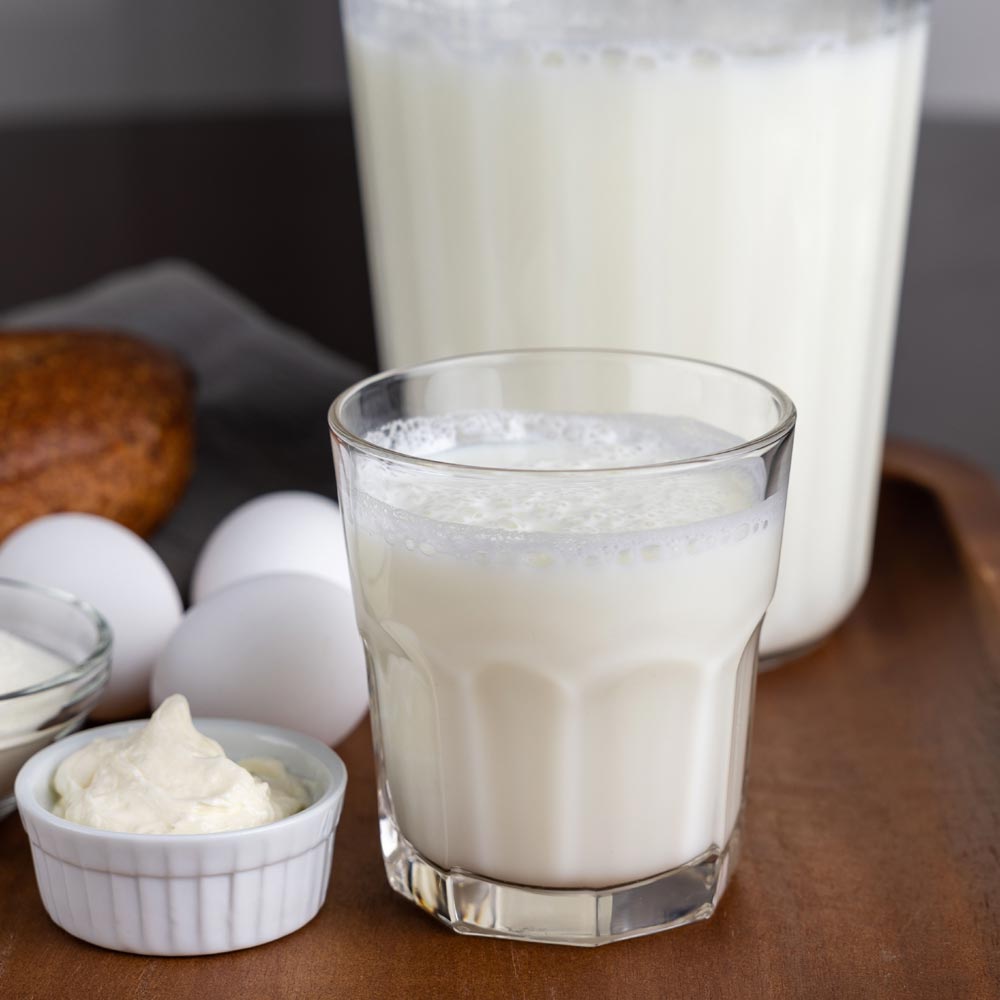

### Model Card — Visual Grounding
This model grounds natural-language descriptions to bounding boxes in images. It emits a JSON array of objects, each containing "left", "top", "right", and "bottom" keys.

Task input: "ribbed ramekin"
[{"left": 14, "top": 718, "right": 347, "bottom": 956}]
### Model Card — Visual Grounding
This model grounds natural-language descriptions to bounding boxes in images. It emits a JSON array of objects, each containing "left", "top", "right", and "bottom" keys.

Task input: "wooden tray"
[{"left": 1, "top": 441, "right": 998, "bottom": 999}]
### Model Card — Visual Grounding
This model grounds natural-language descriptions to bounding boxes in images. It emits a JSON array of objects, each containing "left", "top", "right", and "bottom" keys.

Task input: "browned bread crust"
[{"left": 0, "top": 329, "right": 195, "bottom": 541}]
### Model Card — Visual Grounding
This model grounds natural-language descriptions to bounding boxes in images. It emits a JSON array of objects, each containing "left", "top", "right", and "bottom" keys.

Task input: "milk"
[
  {"left": 344, "top": 3, "right": 928, "bottom": 655},
  {"left": 346, "top": 412, "right": 784, "bottom": 888}
]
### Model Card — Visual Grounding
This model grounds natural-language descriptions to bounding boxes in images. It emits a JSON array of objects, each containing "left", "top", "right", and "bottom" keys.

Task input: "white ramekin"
[{"left": 14, "top": 718, "right": 347, "bottom": 956}]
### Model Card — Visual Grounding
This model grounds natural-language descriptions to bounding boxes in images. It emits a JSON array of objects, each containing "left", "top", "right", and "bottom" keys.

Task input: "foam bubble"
[
  {"left": 346, "top": 2, "right": 927, "bottom": 70},
  {"left": 355, "top": 411, "right": 780, "bottom": 566},
  {"left": 366, "top": 410, "right": 743, "bottom": 470}
]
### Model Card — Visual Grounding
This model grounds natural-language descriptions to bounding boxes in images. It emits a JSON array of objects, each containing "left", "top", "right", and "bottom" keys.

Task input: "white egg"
[
  {"left": 0, "top": 513, "right": 183, "bottom": 720},
  {"left": 152, "top": 572, "right": 369, "bottom": 746},
  {"left": 191, "top": 491, "right": 352, "bottom": 603}
]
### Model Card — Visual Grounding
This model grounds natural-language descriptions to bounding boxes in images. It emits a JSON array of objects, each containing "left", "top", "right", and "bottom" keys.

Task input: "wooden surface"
[{"left": 1, "top": 442, "right": 998, "bottom": 1000}]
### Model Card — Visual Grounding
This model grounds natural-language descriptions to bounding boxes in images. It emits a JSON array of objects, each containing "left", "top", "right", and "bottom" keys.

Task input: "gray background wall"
[{"left": 0, "top": 1, "right": 998, "bottom": 122}]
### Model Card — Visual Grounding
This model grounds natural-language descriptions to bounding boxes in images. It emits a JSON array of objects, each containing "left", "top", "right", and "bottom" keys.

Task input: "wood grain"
[
  {"left": 885, "top": 439, "right": 1000, "bottom": 663},
  {"left": 1, "top": 445, "right": 998, "bottom": 1000}
]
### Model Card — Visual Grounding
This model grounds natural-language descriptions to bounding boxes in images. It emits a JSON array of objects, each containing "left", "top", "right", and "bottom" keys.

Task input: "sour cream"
[{"left": 52, "top": 694, "right": 310, "bottom": 834}]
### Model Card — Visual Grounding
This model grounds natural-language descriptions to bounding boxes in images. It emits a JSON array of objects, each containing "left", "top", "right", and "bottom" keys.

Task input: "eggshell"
[
  {"left": 191, "top": 491, "right": 352, "bottom": 603},
  {"left": 152, "top": 573, "right": 369, "bottom": 746},
  {"left": 0, "top": 513, "right": 183, "bottom": 720}
]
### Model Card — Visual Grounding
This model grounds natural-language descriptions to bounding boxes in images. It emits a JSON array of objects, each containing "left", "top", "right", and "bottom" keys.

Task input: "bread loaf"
[{"left": 0, "top": 330, "right": 195, "bottom": 541}]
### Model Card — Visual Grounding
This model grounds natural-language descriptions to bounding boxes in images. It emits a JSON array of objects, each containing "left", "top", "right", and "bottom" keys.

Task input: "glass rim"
[
  {"left": 328, "top": 348, "right": 796, "bottom": 477},
  {"left": 0, "top": 577, "right": 112, "bottom": 702}
]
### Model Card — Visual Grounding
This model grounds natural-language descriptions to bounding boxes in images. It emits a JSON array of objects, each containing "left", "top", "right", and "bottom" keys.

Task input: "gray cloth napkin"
[{"left": 3, "top": 259, "right": 368, "bottom": 597}]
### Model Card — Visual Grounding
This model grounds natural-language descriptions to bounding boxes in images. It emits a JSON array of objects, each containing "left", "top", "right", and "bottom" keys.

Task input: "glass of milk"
[
  {"left": 342, "top": 0, "right": 929, "bottom": 662},
  {"left": 329, "top": 349, "right": 795, "bottom": 945}
]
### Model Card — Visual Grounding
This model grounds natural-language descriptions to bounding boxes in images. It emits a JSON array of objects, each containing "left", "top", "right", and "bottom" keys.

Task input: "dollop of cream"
[{"left": 52, "top": 694, "right": 310, "bottom": 834}]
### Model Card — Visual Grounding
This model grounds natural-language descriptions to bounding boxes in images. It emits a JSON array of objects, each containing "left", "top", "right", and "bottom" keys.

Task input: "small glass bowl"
[{"left": 0, "top": 578, "right": 111, "bottom": 820}]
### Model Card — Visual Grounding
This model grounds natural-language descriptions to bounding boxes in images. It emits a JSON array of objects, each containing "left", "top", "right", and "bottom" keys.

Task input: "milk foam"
[
  {"left": 348, "top": 0, "right": 924, "bottom": 63},
  {"left": 367, "top": 410, "right": 743, "bottom": 468},
  {"left": 358, "top": 412, "right": 776, "bottom": 563}
]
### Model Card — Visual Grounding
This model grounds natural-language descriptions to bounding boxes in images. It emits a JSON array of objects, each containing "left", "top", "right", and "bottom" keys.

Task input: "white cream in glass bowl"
[{"left": 0, "top": 577, "right": 111, "bottom": 819}]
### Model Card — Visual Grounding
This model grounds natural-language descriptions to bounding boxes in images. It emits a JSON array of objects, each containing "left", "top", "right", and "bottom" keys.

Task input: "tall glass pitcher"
[{"left": 342, "top": 0, "right": 930, "bottom": 659}]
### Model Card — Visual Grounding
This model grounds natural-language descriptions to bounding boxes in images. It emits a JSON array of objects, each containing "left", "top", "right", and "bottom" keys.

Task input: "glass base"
[{"left": 380, "top": 814, "right": 739, "bottom": 947}]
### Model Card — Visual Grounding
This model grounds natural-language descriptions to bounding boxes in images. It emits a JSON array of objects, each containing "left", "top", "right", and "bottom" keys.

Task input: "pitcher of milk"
[{"left": 342, "top": 0, "right": 929, "bottom": 659}]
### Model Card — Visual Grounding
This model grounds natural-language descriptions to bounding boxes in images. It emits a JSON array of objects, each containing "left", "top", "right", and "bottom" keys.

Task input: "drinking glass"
[{"left": 330, "top": 349, "right": 794, "bottom": 944}]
